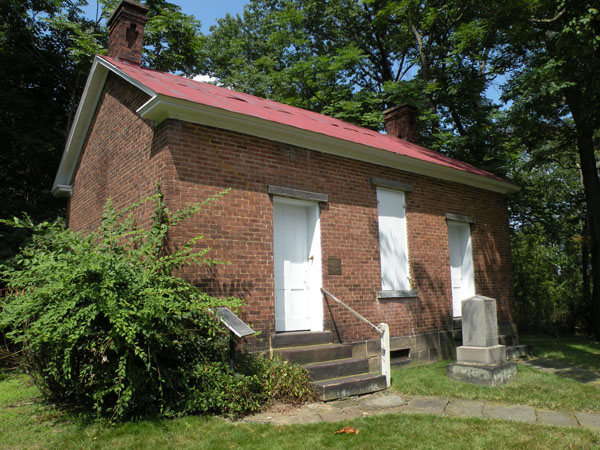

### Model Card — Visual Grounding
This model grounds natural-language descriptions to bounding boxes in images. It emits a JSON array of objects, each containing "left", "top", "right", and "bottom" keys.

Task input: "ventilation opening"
[{"left": 390, "top": 348, "right": 411, "bottom": 365}]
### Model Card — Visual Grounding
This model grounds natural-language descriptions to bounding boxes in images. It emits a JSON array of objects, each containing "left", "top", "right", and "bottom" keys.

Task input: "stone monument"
[{"left": 447, "top": 295, "right": 517, "bottom": 386}]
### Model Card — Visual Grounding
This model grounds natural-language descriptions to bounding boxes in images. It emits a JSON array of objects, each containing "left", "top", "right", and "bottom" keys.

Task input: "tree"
[
  {"left": 497, "top": 0, "right": 600, "bottom": 336},
  {"left": 0, "top": 0, "right": 207, "bottom": 264},
  {"left": 206, "top": 0, "right": 512, "bottom": 172},
  {"left": 0, "top": 0, "right": 88, "bottom": 261}
]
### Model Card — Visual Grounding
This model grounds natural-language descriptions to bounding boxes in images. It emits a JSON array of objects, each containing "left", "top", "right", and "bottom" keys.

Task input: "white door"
[
  {"left": 447, "top": 221, "right": 475, "bottom": 317},
  {"left": 273, "top": 198, "right": 322, "bottom": 331}
]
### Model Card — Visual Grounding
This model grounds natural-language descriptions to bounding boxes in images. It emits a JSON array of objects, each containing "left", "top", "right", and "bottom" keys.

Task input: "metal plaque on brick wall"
[{"left": 328, "top": 258, "right": 342, "bottom": 275}]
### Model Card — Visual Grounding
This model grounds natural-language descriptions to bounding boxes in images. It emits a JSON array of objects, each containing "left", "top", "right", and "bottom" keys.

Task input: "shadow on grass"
[{"left": 521, "top": 335, "right": 600, "bottom": 372}]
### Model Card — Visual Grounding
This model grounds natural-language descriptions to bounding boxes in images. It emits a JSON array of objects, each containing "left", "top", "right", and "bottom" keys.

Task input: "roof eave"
[
  {"left": 54, "top": 56, "right": 519, "bottom": 196},
  {"left": 52, "top": 55, "right": 156, "bottom": 196},
  {"left": 138, "top": 95, "right": 520, "bottom": 194}
]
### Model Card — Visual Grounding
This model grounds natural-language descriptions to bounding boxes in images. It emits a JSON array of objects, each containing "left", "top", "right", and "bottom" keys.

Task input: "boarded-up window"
[{"left": 376, "top": 188, "right": 410, "bottom": 290}]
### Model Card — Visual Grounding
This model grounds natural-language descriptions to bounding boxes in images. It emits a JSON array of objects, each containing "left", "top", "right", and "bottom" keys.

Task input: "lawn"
[
  {"left": 2, "top": 335, "right": 600, "bottom": 448},
  {"left": 391, "top": 334, "right": 600, "bottom": 412},
  {"left": 521, "top": 334, "right": 600, "bottom": 371},
  {"left": 1, "top": 371, "right": 598, "bottom": 449}
]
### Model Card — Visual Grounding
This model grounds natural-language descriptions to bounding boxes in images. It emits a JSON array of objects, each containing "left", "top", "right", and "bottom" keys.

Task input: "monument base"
[
  {"left": 446, "top": 361, "right": 517, "bottom": 386},
  {"left": 456, "top": 344, "right": 506, "bottom": 365}
]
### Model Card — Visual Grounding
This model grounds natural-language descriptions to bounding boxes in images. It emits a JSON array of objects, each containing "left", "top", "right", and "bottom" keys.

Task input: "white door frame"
[
  {"left": 447, "top": 220, "right": 475, "bottom": 317},
  {"left": 273, "top": 197, "right": 323, "bottom": 332}
]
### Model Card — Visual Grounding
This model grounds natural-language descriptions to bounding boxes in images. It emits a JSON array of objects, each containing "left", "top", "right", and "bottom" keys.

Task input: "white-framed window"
[{"left": 376, "top": 188, "right": 410, "bottom": 291}]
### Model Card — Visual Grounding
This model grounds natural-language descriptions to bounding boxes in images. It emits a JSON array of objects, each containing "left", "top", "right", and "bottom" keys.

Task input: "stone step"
[
  {"left": 506, "top": 344, "right": 533, "bottom": 360},
  {"left": 271, "top": 331, "right": 333, "bottom": 349},
  {"left": 313, "top": 373, "right": 387, "bottom": 401},
  {"left": 303, "top": 358, "right": 370, "bottom": 381},
  {"left": 273, "top": 343, "right": 352, "bottom": 365}
]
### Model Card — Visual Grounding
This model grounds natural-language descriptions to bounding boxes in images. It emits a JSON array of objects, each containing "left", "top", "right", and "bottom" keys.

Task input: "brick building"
[{"left": 53, "top": 0, "right": 519, "bottom": 396}]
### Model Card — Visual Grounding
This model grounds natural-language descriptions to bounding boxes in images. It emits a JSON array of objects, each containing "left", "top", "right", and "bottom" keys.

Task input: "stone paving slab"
[
  {"left": 535, "top": 409, "right": 578, "bottom": 427},
  {"left": 482, "top": 403, "right": 535, "bottom": 423},
  {"left": 575, "top": 411, "right": 600, "bottom": 431},
  {"left": 444, "top": 399, "right": 485, "bottom": 418},
  {"left": 239, "top": 390, "right": 600, "bottom": 433},
  {"left": 399, "top": 396, "right": 449, "bottom": 415}
]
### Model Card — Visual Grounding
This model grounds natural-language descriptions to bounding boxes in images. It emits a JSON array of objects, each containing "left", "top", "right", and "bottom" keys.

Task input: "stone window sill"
[{"left": 377, "top": 290, "right": 419, "bottom": 300}]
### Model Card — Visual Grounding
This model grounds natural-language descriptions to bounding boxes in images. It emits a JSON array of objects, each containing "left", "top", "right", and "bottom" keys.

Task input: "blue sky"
[{"left": 81, "top": 1, "right": 248, "bottom": 33}]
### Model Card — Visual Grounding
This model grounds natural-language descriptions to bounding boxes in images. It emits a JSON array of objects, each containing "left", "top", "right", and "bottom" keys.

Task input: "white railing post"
[{"left": 379, "top": 322, "right": 391, "bottom": 388}]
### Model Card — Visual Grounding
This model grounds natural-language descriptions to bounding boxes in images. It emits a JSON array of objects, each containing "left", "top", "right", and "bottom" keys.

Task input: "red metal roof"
[{"left": 101, "top": 55, "right": 509, "bottom": 184}]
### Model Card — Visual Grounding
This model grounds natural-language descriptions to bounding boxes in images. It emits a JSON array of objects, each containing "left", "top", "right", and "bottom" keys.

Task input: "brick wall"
[
  {"left": 69, "top": 79, "right": 516, "bottom": 352},
  {"left": 69, "top": 74, "right": 167, "bottom": 231}
]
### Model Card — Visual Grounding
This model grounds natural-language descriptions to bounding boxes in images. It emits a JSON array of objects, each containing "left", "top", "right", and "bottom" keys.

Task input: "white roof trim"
[
  {"left": 53, "top": 57, "right": 519, "bottom": 195},
  {"left": 52, "top": 56, "right": 157, "bottom": 195}
]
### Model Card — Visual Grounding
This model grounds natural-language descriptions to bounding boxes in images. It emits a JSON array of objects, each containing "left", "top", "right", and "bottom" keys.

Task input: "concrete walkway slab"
[
  {"left": 536, "top": 409, "right": 578, "bottom": 427},
  {"left": 239, "top": 390, "right": 600, "bottom": 433},
  {"left": 401, "top": 396, "right": 449, "bottom": 415},
  {"left": 483, "top": 403, "right": 535, "bottom": 423},
  {"left": 575, "top": 411, "right": 600, "bottom": 430},
  {"left": 444, "top": 399, "right": 485, "bottom": 418},
  {"left": 362, "top": 393, "right": 406, "bottom": 409}
]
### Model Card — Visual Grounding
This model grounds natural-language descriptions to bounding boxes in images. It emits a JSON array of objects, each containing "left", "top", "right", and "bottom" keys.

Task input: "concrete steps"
[
  {"left": 273, "top": 343, "right": 352, "bottom": 365},
  {"left": 304, "top": 357, "right": 370, "bottom": 381},
  {"left": 272, "top": 331, "right": 386, "bottom": 400},
  {"left": 314, "top": 373, "right": 387, "bottom": 401}
]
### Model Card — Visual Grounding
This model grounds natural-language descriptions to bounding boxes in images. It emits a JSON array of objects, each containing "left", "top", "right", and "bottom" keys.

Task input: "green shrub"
[
  {"left": 237, "top": 355, "right": 318, "bottom": 405},
  {"left": 0, "top": 190, "right": 315, "bottom": 420}
]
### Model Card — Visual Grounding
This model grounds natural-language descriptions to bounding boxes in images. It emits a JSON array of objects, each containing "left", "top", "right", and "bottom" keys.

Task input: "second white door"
[{"left": 447, "top": 221, "right": 475, "bottom": 317}]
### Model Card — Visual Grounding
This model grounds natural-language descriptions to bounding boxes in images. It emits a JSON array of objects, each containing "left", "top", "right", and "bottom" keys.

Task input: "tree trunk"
[
  {"left": 582, "top": 216, "right": 591, "bottom": 301},
  {"left": 571, "top": 116, "right": 600, "bottom": 337}
]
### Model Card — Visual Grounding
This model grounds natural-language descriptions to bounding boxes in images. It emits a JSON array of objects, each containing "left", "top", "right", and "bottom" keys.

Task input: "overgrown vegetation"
[{"left": 0, "top": 191, "right": 315, "bottom": 421}]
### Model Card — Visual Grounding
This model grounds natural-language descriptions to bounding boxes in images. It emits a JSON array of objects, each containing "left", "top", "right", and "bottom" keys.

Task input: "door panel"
[
  {"left": 448, "top": 221, "right": 475, "bottom": 317},
  {"left": 274, "top": 201, "right": 313, "bottom": 331}
]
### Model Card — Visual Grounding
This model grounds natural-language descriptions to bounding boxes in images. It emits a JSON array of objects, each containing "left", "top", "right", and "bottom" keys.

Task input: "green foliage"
[
  {"left": 0, "top": 0, "right": 207, "bottom": 266},
  {"left": 0, "top": 191, "right": 314, "bottom": 420},
  {"left": 206, "top": 0, "right": 511, "bottom": 172},
  {"left": 237, "top": 355, "right": 317, "bottom": 405},
  {"left": 512, "top": 226, "right": 582, "bottom": 334}
]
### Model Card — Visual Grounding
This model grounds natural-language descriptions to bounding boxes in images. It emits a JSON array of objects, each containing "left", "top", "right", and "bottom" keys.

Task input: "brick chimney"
[
  {"left": 383, "top": 104, "right": 418, "bottom": 142},
  {"left": 106, "top": 0, "right": 149, "bottom": 65}
]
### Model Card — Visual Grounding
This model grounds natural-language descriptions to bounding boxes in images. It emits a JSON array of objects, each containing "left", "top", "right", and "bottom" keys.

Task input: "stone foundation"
[{"left": 346, "top": 322, "right": 518, "bottom": 371}]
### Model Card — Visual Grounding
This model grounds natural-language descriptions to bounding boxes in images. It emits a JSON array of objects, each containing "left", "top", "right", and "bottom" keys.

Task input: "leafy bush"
[{"left": 0, "top": 190, "right": 315, "bottom": 420}]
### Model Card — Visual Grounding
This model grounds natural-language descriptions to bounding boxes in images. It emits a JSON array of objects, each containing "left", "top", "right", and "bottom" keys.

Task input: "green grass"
[
  {"left": 521, "top": 335, "right": 600, "bottom": 371},
  {"left": 391, "top": 362, "right": 600, "bottom": 412},
  {"left": 391, "top": 335, "right": 600, "bottom": 412},
  {"left": 1, "top": 370, "right": 598, "bottom": 449}
]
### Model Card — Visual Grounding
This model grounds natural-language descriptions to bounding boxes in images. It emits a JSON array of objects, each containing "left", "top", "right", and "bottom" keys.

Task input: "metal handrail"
[
  {"left": 321, "top": 287, "right": 391, "bottom": 387},
  {"left": 320, "top": 288, "right": 382, "bottom": 335}
]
